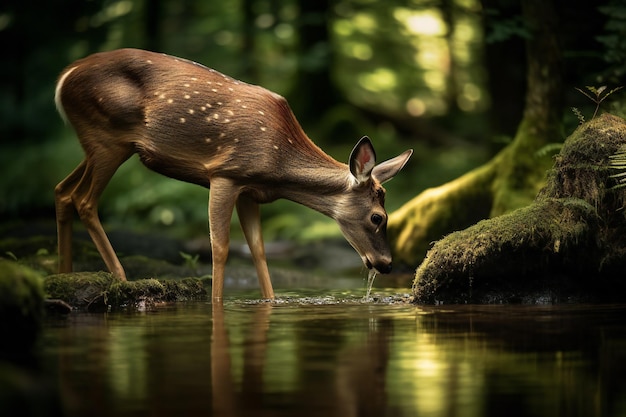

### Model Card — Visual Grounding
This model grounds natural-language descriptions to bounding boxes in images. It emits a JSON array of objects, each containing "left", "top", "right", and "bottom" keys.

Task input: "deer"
[{"left": 54, "top": 48, "right": 413, "bottom": 302}]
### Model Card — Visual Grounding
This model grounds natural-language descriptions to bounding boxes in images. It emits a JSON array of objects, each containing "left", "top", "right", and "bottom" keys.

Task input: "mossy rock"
[
  {"left": 413, "top": 198, "right": 602, "bottom": 303},
  {"left": 45, "top": 272, "right": 209, "bottom": 311},
  {"left": 414, "top": 114, "right": 626, "bottom": 303},
  {"left": 0, "top": 260, "right": 45, "bottom": 354}
]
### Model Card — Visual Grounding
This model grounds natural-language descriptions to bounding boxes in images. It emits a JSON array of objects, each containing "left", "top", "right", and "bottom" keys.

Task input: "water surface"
[{"left": 38, "top": 283, "right": 626, "bottom": 417}]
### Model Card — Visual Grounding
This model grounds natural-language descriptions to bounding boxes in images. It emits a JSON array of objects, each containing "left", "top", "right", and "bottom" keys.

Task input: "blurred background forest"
[{"left": 1, "top": 0, "right": 625, "bottom": 243}]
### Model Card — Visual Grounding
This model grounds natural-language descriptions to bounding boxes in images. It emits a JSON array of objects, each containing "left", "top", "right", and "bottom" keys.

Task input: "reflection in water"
[
  {"left": 36, "top": 295, "right": 626, "bottom": 417},
  {"left": 210, "top": 301, "right": 394, "bottom": 417}
]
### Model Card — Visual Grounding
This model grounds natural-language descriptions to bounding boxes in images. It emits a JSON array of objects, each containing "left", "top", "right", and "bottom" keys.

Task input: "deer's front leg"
[
  {"left": 236, "top": 194, "right": 275, "bottom": 299},
  {"left": 208, "top": 178, "right": 239, "bottom": 302}
]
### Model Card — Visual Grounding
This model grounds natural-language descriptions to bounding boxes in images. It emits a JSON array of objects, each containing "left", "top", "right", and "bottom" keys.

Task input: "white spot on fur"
[
  {"left": 184, "top": 83, "right": 190, "bottom": 88},
  {"left": 227, "top": 110, "right": 234, "bottom": 116},
  {"left": 159, "top": 94, "right": 166, "bottom": 99},
  {"left": 147, "top": 60, "right": 153, "bottom": 64},
  {"left": 219, "top": 133, "right": 226, "bottom": 138},
  {"left": 211, "top": 88, "right": 218, "bottom": 92},
  {"left": 273, "top": 145, "right": 279, "bottom": 150},
  {"left": 188, "top": 109, "right": 195, "bottom": 114},
  {"left": 288, "top": 138, "right": 294, "bottom": 144},
  {"left": 258, "top": 110, "right": 265, "bottom": 115},
  {"left": 180, "top": 117, "right": 186, "bottom": 123},
  {"left": 213, "top": 113, "right": 219, "bottom": 119},
  {"left": 191, "top": 77, "right": 198, "bottom": 81},
  {"left": 205, "top": 138, "right": 212, "bottom": 143},
  {"left": 224, "top": 119, "right": 230, "bottom": 123},
  {"left": 260, "top": 126, "right": 267, "bottom": 132},
  {"left": 167, "top": 99, "right": 174, "bottom": 104},
  {"left": 201, "top": 106, "right": 206, "bottom": 111},
  {"left": 234, "top": 138, "right": 239, "bottom": 143}
]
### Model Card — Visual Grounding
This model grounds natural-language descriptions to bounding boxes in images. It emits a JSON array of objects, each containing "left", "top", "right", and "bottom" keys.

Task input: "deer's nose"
[
  {"left": 372, "top": 259, "right": 392, "bottom": 274},
  {"left": 364, "top": 255, "right": 392, "bottom": 274}
]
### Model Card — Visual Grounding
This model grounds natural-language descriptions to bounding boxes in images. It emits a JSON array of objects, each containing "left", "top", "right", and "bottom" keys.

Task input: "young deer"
[{"left": 54, "top": 49, "right": 412, "bottom": 301}]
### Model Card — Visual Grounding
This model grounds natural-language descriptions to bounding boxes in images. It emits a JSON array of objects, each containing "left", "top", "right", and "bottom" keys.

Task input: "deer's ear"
[
  {"left": 372, "top": 149, "right": 413, "bottom": 184},
  {"left": 349, "top": 136, "right": 377, "bottom": 184}
]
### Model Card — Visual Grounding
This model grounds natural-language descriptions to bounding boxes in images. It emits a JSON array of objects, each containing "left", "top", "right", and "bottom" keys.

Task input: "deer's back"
[{"left": 58, "top": 49, "right": 325, "bottom": 186}]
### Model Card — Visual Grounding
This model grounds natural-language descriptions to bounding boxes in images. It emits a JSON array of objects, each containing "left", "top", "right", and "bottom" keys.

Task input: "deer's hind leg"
[
  {"left": 56, "top": 140, "right": 133, "bottom": 279},
  {"left": 55, "top": 160, "right": 87, "bottom": 274}
]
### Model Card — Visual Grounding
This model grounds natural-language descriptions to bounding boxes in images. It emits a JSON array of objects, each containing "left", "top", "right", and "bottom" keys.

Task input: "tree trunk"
[
  {"left": 287, "top": 0, "right": 342, "bottom": 131},
  {"left": 388, "top": 0, "right": 563, "bottom": 268}
]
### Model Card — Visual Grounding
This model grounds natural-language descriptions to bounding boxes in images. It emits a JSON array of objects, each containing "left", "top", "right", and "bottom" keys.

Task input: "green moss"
[
  {"left": 413, "top": 114, "right": 626, "bottom": 304},
  {"left": 0, "top": 260, "right": 45, "bottom": 353},
  {"left": 44, "top": 273, "right": 208, "bottom": 311},
  {"left": 540, "top": 113, "right": 626, "bottom": 208},
  {"left": 414, "top": 198, "right": 599, "bottom": 303},
  {"left": 388, "top": 114, "right": 556, "bottom": 267}
]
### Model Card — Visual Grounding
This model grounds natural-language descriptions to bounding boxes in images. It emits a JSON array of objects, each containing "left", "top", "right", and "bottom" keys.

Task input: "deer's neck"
[
  {"left": 246, "top": 148, "right": 352, "bottom": 219},
  {"left": 282, "top": 164, "right": 352, "bottom": 218}
]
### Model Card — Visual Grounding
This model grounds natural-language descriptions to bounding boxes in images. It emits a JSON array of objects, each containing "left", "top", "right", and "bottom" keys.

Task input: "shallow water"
[{"left": 36, "top": 281, "right": 626, "bottom": 417}]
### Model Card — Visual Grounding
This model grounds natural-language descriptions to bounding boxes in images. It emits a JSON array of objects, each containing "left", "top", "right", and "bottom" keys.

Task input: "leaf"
[{"left": 575, "top": 87, "right": 596, "bottom": 102}]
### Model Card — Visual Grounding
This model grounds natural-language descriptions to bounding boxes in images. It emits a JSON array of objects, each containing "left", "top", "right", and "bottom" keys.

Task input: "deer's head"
[{"left": 336, "top": 137, "right": 412, "bottom": 274}]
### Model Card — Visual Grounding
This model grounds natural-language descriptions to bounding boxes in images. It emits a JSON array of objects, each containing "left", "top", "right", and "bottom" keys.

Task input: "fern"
[
  {"left": 535, "top": 143, "right": 563, "bottom": 158},
  {"left": 575, "top": 85, "right": 623, "bottom": 120},
  {"left": 609, "top": 144, "right": 626, "bottom": 188},
  {"left": 571, "top": 107, "right": 585, "bottom": 124}
]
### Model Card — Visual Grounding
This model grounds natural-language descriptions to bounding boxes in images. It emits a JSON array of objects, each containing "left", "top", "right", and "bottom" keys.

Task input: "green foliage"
[
  {"left": 597, "top": 1, "right": 626, "bottom": 77},
  {"left": 535, "top": 143, "right": 563, "bottom": 158},
  {"left": 483, "top": 11, "right": 531, "bottom": 43},
  {"left": 179, "top": 251, "right": 200, "bottom": 274},
  {"left": 4, "top": 251, "right": 18, "bottom": 261}
]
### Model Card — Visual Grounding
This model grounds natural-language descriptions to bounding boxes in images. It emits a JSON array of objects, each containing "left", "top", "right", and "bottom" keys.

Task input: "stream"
[{"left": 31, "top": 275, "right": 626, "bottom": 417}]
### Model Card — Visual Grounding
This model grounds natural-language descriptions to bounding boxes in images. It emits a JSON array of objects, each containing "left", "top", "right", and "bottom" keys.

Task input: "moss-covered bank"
[
  {"left": 0, "top": 260, "right": 45, "bottom": 354},
  {"left": 413, "top": 114, "right": 626, "bottom": 303},
  {"left": 44, "top": 272, "right": 209, "bottom": 312}
]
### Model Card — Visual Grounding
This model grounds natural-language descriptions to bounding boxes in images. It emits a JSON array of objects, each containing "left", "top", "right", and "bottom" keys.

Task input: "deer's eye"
[{"left": 371, "top": 213, "right": 383, "bottom": 225}]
